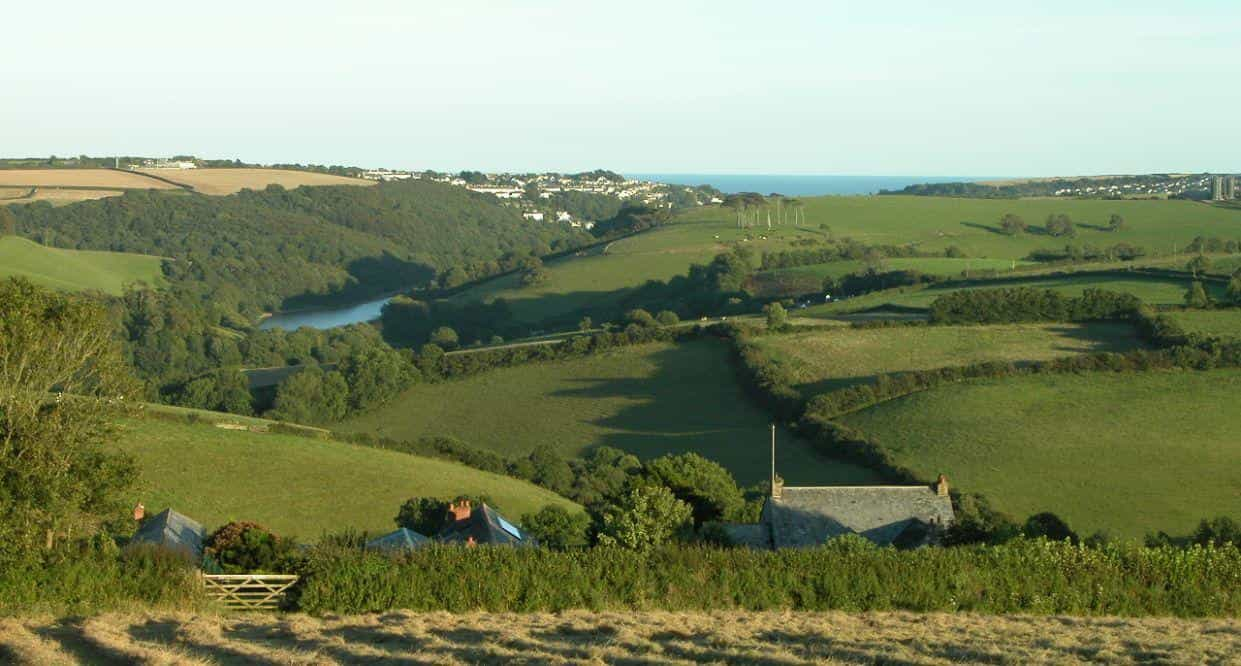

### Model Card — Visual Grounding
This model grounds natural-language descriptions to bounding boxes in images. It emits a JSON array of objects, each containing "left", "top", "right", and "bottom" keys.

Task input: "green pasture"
[
  {"left": 755, "top": 323, "right": 1143, "bottom": 397},
  {"left": 1165, "top": 308, "right": 1241, "bottom": 340},
  {"left": 679, "top": 196, "right": 1241, "bottom": 261},
  {"left": 0, "top": 236, "right": 164, "bottom": 295},
  {"left": 838, "top": 369, "right": 1241, "bottom": 538},
  {"left": 336, "top": 340, "right": 881, "bottom": 487},
  {"left": 110, "top": 418, "right": 578, "bottom": 539}
]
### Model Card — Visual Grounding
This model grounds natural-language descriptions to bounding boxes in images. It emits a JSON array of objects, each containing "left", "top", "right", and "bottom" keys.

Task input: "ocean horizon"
[{"left": 627, "top": 173, "right": 999, "bottom": 197}]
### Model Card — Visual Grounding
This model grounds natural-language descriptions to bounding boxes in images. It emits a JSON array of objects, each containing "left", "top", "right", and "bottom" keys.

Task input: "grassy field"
[
  {"left": 3, "top": 610, "right": 1236, "bottom": 664},
  {"left": 799, "top": 272, "right": 1226, "bottom": 317},
  {"left": 680, "top": 196, "right": 1241, "bottom": 261},
  {"left": 138, "top": 168, "right": 374, "bottom": 195},
  {"left": 0, "top": 168, "right": 178, "bottom": 190},
  {"left": 0, "top": 236, "right": 165, "bottom": 295},
  {"left": 1165, "top": 308, "right": 1241, "bottom": 340},
  {"left": 755, "top": 323, "right": 1143, "bottom": 396},
  {"left": 110, "top": 418, "right": 578, "bottom": 539},
  {"left": 838, "top": 369, "right": 1241, "bottom": 538},
  {"left": 337, "top": 340, "right": 880, "bottom": 486}
]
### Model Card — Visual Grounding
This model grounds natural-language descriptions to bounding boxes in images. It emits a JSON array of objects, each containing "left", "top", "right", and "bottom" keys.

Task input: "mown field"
[
  {"left": 137, "top": 168, "right": 374, "bottom": 195},
  {"left": 2, "top": 610, "right": 1236, "bottom": 664},
  {"left": 0, "top": 168, "right": 179, "bottom": 190},
  {"left": 838, "top": 369, "right": 1241, "bottom": 538},
  {"left": 109, "top": 418, "right": 578, "bottom": 539},
  {"left": 337, "top": 340, "right": 880, "bottom": 486},
  {"left": 1166, "top": 308, "right": 1241, "bottom": 340},
  {"left": 755, "top": 322, "right": 1143, "bottom": 396},
  {"left": 0, "top": 236, "right": 165, "bottom": 294},
  {"left": 1, "top": 186, "right": 125, "bottom": 205}
]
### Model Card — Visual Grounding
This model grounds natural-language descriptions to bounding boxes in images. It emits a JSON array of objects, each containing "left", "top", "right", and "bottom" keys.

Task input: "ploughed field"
[
  {"left": 837, "top": 369, "right": 1241, "bottom": 538},
  {"left": 108, "top": 417, "right": 578, "bottom": 539},
  {"left": 753, "top": 322, "right": 1144, "bottom": 396},
  {"left": 2, "top": 610, "right": 1236, "bottom": 664},
  {"left": 0, "top": 236, "right": 165, "bottom": 295},
  {"left": 336, "top": 340, "right": 881, "bottom": 487}
]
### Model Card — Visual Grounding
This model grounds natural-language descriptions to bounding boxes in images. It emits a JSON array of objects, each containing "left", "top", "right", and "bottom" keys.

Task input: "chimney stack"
[
  {"left": 133, "top": 502, "right": 145, "bottom": 522},
  {"left": 447, "top": 499, "right": 473, "bottom": 523},
  {"left": 935, "top": 474, "right": 949, "bottom": 497}
]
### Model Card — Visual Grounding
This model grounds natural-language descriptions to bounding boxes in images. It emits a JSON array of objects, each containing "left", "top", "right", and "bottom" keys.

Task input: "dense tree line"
[{"left": 928, "top": 287, "right": 1143, "bottom": 324}]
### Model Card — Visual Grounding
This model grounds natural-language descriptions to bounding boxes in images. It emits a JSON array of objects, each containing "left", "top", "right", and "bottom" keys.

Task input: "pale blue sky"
[{"left": 2, "top": 1, "right": 1238, "bottom": 175}]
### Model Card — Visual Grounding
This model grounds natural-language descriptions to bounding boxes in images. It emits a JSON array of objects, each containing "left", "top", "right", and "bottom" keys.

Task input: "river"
[{"left": 259, "top": 294, "right": 394, "bottom": 331}]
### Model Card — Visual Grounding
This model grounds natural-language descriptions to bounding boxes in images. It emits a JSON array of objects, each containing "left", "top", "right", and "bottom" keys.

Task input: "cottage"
[
  {"left": 365, "top": 527, "right": 431, "bottom": 552},
  {"left": 129, "top": 508, "right": 206, "bottom": 559},
  {"left": 438, "top": 499, "right": 532, "bottom": 546}
]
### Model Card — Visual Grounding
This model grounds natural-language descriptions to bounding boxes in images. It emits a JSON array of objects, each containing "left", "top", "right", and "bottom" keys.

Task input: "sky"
[{"left": 2, "top": 1, "right": 1239, "bottom": 176}]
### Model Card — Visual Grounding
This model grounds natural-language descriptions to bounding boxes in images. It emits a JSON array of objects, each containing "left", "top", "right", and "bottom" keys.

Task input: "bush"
[
  {"left": 204, "top": 522, "right": 295, "bottom": 573},
  {"left": 520, "top": 506, "right": 591, "bottom": 549},
  {"left": 597, "top": 485, "right": 693, "bottom": 551}
]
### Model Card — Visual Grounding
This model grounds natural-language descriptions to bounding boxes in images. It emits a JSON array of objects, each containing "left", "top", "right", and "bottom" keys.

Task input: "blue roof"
[
  {"left": 130, "top": 508, "right": 205, "bottom": 560},
  {"left": 365, "top": 527, "right": 432, "bottom": 552}
]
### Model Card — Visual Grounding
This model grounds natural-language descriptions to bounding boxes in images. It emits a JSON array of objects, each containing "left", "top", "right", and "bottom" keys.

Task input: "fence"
[{"left": 201, "top": 574, "right": 299, "bottom": 610}]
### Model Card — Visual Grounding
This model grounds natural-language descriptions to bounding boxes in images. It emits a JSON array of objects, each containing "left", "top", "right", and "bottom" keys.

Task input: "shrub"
[
  {"left": 597, "top": 485, "right": 693, "bottom": 551},
  {"left": 203, "top": 522, "right": 295, "bottom": 573},
  {"left": 520, "top": 506, "right": 591, "bottom": 549}
]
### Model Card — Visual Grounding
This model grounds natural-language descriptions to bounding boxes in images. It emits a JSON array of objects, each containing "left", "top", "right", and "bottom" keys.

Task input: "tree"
[
  {"left": 1022, "top": 512, "right": 1078, "bottom": 543},
  {"left": 1044, "top": 214, "right": 1076, "bottom": 238},
  {"left": 641, "top": 453, "right": 744, "bottom": 525},
  {"left": 0, "top": 205, "right": 16, "bottom": 236},
  {"left": 1192, "top": 516, "right": 1240, "bottom": 546},
  {"left": 521, "top": 505, "right": 590, "bottom": 549},
  {"left": 1107, "top": 213, "right": 1126, "bottom": 232},
  {"left": 0, "top": 278, "right": 138, "bottom": 564},
  {"left": 764, "top": 302, "right": 789, "bottom": 331},
  {"left": 268, "top": 366, "right": 349, "bottom": 424},
  {"left": 596, "top": 484, "right": 692, "bottom": 550},
  {"left": 526, "top": 446, "right": 574, "bottom": 495},
  {"left": 1227, "top": 275, "right": 1241, "bottom": 305},
  {"left": 203, "top": 522, "right": 293, "bottom": 573},
  {"left": 1184, "top": 281, "right": 1211, "bottom": 308},
  {"left": 1186, "top": 254, "right": 1210, "bottom": 278},
  {"left": 578, "top": 316, "right": 593, "bottom": 332},
  {"left": 625, "top": 309, "right": 658, "bottom": 328},
  {"left": 430, "top": 326, "right": 460, "bottom": 350},
  {"left": 655, "top": 310, "right": 680, "bottom": 326},
  {"left": 999, "top": 213, "right": 1026, "bottom": 235}
]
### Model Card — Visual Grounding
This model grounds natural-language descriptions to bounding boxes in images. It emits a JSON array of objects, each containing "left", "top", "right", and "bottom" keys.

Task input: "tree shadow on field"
[
  {"left": 960, "top": 221, "right": 1007, "bottom": 235},
  {"left": 128, "top": 619, "right": 284, "bottom": 666},
  {"left": 549, "top": 340, "right": 880, "bottom": 486},
  {"left": 32, "top": 619, "right": 136, "bottom": 666},
  {"left": 1044, "top": 323, "right": 1144, "bottom": 354}
]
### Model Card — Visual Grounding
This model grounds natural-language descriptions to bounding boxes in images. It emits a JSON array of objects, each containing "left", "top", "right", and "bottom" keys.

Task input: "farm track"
[{"left": 1, "top": 610, "right": 1237, "bottom": 664}]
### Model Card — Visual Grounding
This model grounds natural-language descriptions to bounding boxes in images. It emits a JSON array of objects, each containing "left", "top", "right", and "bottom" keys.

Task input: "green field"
[
  {"left": 1166, "top": 308, "right": 1241, "bottom": 340},
  {"left": 0, "top": 236, "right": 164, "bottom": 295},
  {"left": 680, "top": 196, "right": 1241, "bottom": 261},
  {"left": 799, "top": 272, "right": 1226, "bottom": 317},
  {"left": 838, "top": 370, "right": 1241, "bottom": 538},
  {"left": 110, "top": 418, "right": 578, "bottom": 539},
  {"left": 337, "top": 340, "right": 880, "bottom": 486},
  {"left": 755, "top": 323, "right": 1143, "bottom": 396},
  {"left": 448, "top": 197, "right": 1241, "bottom": 323}
]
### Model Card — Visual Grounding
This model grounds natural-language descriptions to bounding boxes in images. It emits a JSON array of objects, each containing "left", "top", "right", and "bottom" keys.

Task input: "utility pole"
[{"left": 770, "top": 423, "right": 776, "bottom": 497}]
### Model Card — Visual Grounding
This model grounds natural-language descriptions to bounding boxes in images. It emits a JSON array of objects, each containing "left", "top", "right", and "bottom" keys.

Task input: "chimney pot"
[
  {"left": 133, "top": 502, "right": 145, "bottom": 522},
  {"left": 935, "top": 474, "right": 949, "bottom": 497},
  {"left": 447, "top": 499, "right": 473, "bottom": 523}
]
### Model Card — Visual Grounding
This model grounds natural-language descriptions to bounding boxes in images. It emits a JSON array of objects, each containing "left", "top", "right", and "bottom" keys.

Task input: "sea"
[{"left": 627, "top": 174, "right": 988, "bottom": 197}]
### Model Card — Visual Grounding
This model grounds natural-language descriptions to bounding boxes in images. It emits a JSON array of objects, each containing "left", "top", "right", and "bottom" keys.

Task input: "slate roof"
[
  {"left": 365, "top": 527, "right": 432, "bottom": 552},
  {"left": 130, "top": 508, "right": 205, "bottom": 559},
  {"left": 438, "top": 503, "right": 532, "bottom": 546},
  {"left": 762, "top": 486, "right": 954, "bottom": 548}
]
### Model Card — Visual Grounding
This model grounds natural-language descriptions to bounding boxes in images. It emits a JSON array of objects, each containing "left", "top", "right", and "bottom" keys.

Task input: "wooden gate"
[{"left": 201, "top": 574, "right": 299, "bottom": 610}]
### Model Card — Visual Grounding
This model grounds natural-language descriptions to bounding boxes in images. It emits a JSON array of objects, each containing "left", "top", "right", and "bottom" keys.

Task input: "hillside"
[
  {"left": 11, "top": 180, "right": 587, "bottom": 315},
  {"left": 337, "top": 340, "right": 881, "bottom": 487},
  {"left": 754, "top": 322, "right": 1143, "bottom": 396},
  {"left": 1166, "top": 309, "right": 1241, "bottom": 340},
  {"left": 837, "top": 369, "right": 1241, "bottom": 537},
  {"left": 0, "top": 168, "right": 179, "bottom": 190},
  {"left": 111, "top": 417, "right": 579, "bottom": 538},
  {"left": 135, "top": 167, "right": 373, "bottom": 195},
  {"left": 0, "top": 236, "right": 165, "bottom": 295}
]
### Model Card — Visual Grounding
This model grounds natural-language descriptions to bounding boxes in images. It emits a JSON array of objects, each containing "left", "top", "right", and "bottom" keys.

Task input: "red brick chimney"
[
  {"left": 133, "top": 502, "right": 145, "bottom": 522},
  {"left": 447, "top": 499, "right": 473, "bottom": 524},
  {"left": 935, "top": 474, "right": 950, "bottom": 497}
]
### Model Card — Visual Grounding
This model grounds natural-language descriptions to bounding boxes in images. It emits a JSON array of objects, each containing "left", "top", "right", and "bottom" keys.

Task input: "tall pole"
[{"left": 770, "top": 423, "right": 776, "bottom": 497}]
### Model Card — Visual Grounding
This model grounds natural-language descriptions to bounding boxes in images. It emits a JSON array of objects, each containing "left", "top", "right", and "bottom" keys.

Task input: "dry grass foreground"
[
  {"left": 2, "top": 611, "right": 1237, "bottom": 664},
  {"left": 136, "top": 168, "right": 374, "bottom": 195}
]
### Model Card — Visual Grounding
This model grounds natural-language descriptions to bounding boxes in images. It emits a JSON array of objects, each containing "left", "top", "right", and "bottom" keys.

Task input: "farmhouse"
[
  {"left": 727, "top": 476, "right": 955, "bottom": 549},
  {"left": 129, "top": 507, "right": 206, "bottom": 559},
  {"left": 438, "top": 499, "right": 532, "bottom": 546}
]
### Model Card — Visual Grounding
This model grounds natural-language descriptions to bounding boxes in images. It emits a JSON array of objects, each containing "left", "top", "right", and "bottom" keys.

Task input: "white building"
[{"left": 522, "top": 212, "right": 545, "bottom": 222}]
